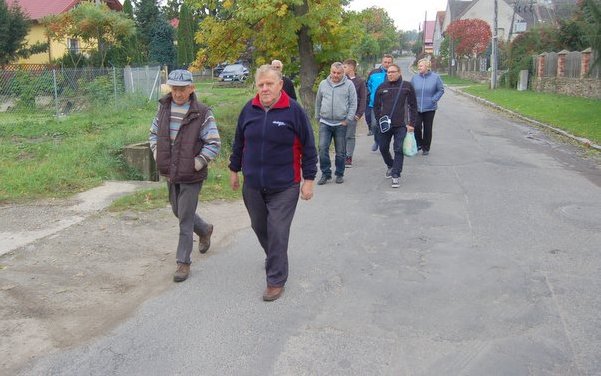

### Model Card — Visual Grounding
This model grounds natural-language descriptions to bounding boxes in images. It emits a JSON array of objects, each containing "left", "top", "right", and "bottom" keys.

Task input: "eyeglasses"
[{"left": 387, "top": 70, "right": 400, "bottom": 74}]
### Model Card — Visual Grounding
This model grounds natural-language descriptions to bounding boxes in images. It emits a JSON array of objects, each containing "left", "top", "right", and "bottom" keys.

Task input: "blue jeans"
[
  {"left": 379, "top": 126, "right": 407, "bottom": 178},
  {"left": 318, "top": 122, "right": 347, "bottom": 177}
]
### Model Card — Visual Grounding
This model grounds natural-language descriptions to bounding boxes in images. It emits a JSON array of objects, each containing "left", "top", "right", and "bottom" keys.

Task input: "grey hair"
[
  {"left": 255, "top": 64, "right": 282, "bottom": 82},
  {"left": 331, "top": 62, "right": 344, "bottom": 71}
]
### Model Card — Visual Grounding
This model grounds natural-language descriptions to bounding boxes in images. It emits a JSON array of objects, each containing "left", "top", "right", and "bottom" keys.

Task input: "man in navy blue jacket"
[{"left": 229, "top": 65, "right": 317, "bottom": 301}]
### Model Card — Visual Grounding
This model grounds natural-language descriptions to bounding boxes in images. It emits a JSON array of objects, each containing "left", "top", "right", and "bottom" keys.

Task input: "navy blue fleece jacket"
[{"left": 229, "top": 91, "right": 318, "bottom": 191}]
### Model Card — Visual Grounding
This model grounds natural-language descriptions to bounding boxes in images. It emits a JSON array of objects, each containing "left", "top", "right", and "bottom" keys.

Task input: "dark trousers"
[
  {"left": 379, "top": 126, "right": 407, "bottom": 178},
  {"left": 415, "top": 110, "right": 436, "bottom": 151},
  {"left": 242, "top": 183, "right": 300, "bottom": 287},
  {"left": 168, "top": 181, "right": 211, "bottom": 265},
  {"left": 370, "top": 109, "right": 381, "bottom": 146},
  {"left": 365, "top": 106, "right": 373, "bottom": 131}
]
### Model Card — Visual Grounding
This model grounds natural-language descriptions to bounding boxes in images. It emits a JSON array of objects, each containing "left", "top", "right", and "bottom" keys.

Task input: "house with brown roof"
[{"left": 6, "top": 0, "right": 123, "bottom": 65}]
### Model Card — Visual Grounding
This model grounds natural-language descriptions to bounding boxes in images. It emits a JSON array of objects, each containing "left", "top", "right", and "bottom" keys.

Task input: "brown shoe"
[
  {"left": 198, "top": 224, "right": 213, "bottom": 254},
  {"left": 173, "top": 263, "right": 190, "bottom": 282},
  {"left": 262, "top": 286, "right": 284, "bottom": 301}
]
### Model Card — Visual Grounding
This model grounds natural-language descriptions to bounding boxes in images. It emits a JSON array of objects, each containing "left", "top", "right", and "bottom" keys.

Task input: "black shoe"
[
  {"left": 335, "top": 176, "right": 344, "bottom": 184},
  {"left": 317, "top": 175, "right": 331, "bottom": 185}
]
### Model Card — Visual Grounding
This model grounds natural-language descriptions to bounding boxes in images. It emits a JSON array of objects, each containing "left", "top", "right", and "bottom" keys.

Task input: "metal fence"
[{"left": 0, "top": 65, "right": 162, "bottom": 117}]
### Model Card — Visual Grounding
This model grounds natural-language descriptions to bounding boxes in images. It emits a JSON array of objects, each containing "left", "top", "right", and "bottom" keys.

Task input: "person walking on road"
[
  {"left": 315, "top": 62, "right": 357, "bottom": 185},
  {"left": 149, "top": 69, "right": 221, "bottom": 282},
  {"left": 373, "top": 64, "right": 417, "bottom": 188},
  {"left": 229, "top": 65, "right": 317, "bottom": 302},
  {"left": 271, "top": 59, "right": 297, "bottom": 101},
  {"left": 343, "top": 58, "right": 367, "bottom": 168},
  {"left": 411, "top": 58, "right": 444, "bottom": 155},
  {"left": 366, "top": 54, "right": 393, "bottom": 152}
]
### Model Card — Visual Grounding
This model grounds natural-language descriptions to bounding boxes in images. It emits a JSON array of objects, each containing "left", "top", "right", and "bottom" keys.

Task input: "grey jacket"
[{"left": 315, "top": 75, "right": 357, "bottom": 124}]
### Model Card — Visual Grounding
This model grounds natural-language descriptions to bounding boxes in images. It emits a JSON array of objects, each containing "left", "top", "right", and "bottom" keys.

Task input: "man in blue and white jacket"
[{"left": 366, "top": 54, "right": 393, "bottom": 151}]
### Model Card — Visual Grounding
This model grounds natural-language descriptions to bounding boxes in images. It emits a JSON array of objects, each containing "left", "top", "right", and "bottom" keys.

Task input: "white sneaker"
[
  {"left": 385, "top": 168, "right": 393, "bottom": 179},
  {"left": 391, "top": 177, "right": 400, "bottom": 188}
]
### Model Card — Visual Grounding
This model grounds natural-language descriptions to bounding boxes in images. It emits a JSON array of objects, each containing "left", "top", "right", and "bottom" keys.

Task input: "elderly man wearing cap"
[{"left": 149, "top": 69, "right": 221, "bottom": 282}]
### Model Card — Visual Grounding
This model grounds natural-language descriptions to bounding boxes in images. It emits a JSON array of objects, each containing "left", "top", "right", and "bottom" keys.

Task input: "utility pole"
[{"left": 491, "top": 0, "right": 498, "bottom": 89}]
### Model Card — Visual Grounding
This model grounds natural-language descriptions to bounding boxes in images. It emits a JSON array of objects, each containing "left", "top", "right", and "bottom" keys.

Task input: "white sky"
[{"left": 346, "top": 0, "right": 449, "bottom": 31}]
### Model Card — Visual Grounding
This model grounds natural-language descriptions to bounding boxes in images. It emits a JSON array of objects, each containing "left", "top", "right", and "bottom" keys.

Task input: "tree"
[
  {"left": 162, "top": 0, "right": 183, "bottom": 20},
  {"left": 0, "top": 0, "right": 47, "bottom": 65},
  {"left": 581, "top": 0, "right": 601, "bottom": 69},
  {"left": 149, "top": 16, "right": 176, "bottom": 67},
  {"left": 134, "top": 0, "right": 161, "bottom": 61},
  {"left": 348, "top": 7, "right": 399, "bottom": 69},
  {"left": 43, "top": 3, "right": 135, "bottom": 67},
  {"left": 445, "top": 18, "right": 492, "bottom": 57},
  {"left": 190, "top": 0, "right": 360, "bottom": 110},
  {"left": 177, "top": 2, "right": 196, "bottom": 67}
]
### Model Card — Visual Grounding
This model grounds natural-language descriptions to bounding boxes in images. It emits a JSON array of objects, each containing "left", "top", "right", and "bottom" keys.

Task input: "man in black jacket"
[
  {"left": 373, "top": 64, "right": 417, "bottom": 188},
  {"left": 271, "top": 59, "right": 297, "bottom": 101}
]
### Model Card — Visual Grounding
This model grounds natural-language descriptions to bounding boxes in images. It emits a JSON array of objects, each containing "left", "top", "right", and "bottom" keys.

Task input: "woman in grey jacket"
[{"left": 411, "top": 59, "right": 444, "bottom": 155}]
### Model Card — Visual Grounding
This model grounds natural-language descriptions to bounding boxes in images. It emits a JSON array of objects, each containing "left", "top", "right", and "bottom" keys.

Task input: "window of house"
[{"left": 68, "top": 39, "right": 80, "bottom": 54}]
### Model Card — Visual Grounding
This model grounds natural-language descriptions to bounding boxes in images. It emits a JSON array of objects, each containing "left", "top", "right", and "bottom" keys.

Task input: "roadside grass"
[
  {"left": 439, "top": 74, "right": 476, "bottom": 86},
  {"left": 0, "top": 81, "right": 253, "bottom": 206},
  {"left": 462, "top": 85, "right": 601, "bottom": 145}
]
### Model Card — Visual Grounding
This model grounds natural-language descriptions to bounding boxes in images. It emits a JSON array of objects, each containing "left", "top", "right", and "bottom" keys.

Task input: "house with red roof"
[
  {"left": 6, "top": 0, "right": 123, "bottom": 65},
  {"left": 422, "top": 20, "right": 436, "bottom": 54}
]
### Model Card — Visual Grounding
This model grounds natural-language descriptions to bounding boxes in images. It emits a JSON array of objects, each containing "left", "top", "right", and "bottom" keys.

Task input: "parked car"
[
  {"left": 218, "top": 64, "right": 249, "bottom": 82},
  {"left": 213, "top": 62, "right": 228, "bottom": 77}
]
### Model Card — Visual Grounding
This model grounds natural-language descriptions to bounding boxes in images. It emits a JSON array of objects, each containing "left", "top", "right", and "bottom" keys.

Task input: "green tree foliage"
[
  {"left": 177, "top": 2, "right": 197, "bottom": 67},
  {"left": 347, "top": 7, "right": 398, "bottom": 69},
  {"left": 149, "top": 16, "right": 177, "bottom": 66},
  {"left": 503, "top": 25, "right": 561, "bottom": 88},
  {"left": 190, "top": 0, "right": 357, "bottom": 109},
  {"left": 43, "top": 3, "right": 135, "bottom": 67},
  {"left": 0, "top": 0, "right": 47, "bottom": 65},
  {"left": 162, "top": 0, "right": 183, "bottom": 20},
  {"left": 581, "top": 0, "right": 601, "bottom": 69},
  {"left": 134, "top": 0, "right": 161, "bottom": 60}
]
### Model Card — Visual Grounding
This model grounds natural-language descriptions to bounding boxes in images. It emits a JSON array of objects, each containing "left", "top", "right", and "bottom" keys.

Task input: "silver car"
[{"left": 218, "top": 64, "right": 249, "bottom": 82}]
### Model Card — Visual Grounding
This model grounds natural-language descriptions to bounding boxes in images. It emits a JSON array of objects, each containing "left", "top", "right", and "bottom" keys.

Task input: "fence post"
[
  {"left": 557, "top": 50, "right": 568, "bottom": 78},
  {"left": 581, "top": 48, "right": 592, "bottom": 78},
  {"left": 537, "top": 53, "right": 546, "bottom": 78},
  {"left": 112, "top": 67, "right": 117, "bottom": 108},
  {"left": 53, "top": 69, "right": 59, "bottom": 118}
]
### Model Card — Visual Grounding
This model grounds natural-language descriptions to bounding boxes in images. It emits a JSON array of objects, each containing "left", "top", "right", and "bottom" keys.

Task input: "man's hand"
[
  {"left": 300, "top": 180, "right": 314, "bottom": 200},
  {"left": 194, "top": 155, "right": 208, "bottom": 171},
  {"left": 407, "top": 124, "right": 415, "bottom": 132},
  {"left": 230, "top": 170, "right": 240, "bottom": 191}
]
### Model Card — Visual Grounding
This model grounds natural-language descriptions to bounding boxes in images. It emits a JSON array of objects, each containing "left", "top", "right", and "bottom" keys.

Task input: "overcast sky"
[{"left": 346, "top": 0, "right": 449, "bottom": 31}]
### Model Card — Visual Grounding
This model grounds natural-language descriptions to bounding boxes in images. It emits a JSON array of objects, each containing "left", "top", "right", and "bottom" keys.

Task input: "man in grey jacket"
[{"left": 315, "top": 62, "right": 357, "bottom": 185}]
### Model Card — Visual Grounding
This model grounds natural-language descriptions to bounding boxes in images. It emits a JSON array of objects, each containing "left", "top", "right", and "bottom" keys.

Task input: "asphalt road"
[{"left": 17, "top": 58, "right": 601, "bottom": 375}]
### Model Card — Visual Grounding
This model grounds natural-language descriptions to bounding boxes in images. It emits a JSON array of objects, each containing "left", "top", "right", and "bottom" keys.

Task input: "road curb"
[{"left": 446, "top": 85, "right": 601, "bottom": 152}]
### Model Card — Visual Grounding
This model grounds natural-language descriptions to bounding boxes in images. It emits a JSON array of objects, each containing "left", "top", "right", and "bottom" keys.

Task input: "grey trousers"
[
  {"left": 345, "top": 118, "right": 358, "bottom": 158},
  {"left": 168, "top": 181, "right": 211, "bottom": 265},
  {"left": 242, "top": 183, "right": 300, "bottom": 287}
]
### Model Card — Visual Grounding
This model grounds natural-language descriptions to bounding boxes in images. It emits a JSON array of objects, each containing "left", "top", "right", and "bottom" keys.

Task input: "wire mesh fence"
[{"left": 0, "top": 65, "right": 162, "bottom": 117}]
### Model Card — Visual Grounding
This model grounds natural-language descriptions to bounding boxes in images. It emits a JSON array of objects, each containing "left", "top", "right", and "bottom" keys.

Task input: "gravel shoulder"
[{"left": 0, "top": 182, "right": 249, "bottom": 374}]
